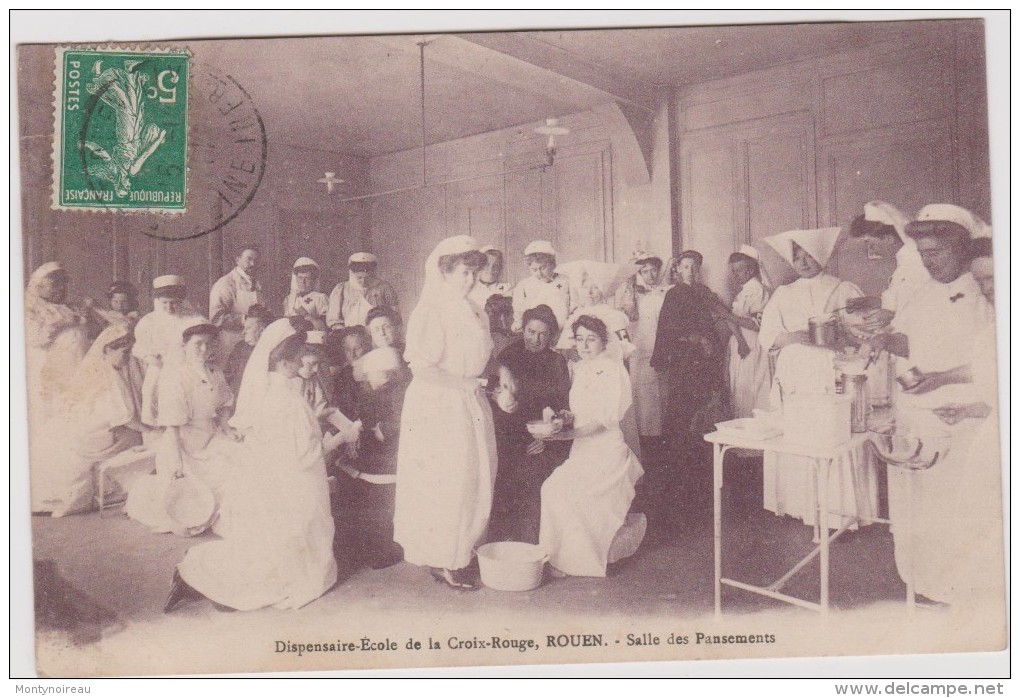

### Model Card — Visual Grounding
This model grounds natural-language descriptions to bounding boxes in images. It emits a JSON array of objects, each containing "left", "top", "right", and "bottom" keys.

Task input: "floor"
[{"left": 33, "top": 449, "right": 956, "bottom": 677}]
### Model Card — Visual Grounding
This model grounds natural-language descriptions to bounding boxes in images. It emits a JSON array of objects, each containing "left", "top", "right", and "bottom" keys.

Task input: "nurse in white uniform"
[
  {"left": 393, "top": 236, "right": 497, "bottom": 591},
  {"left": 209, "top": 245, "right": 265, "bottom": 367},
  {"left": 511, "top": 241, "right": 573, "bottom": 332},
  {"left": 758, "top": 227, "right": 879, "bottom": 532},
  {"left": 862, "top": 204, "right": 995, "bottom": 605},
  {"left": 620, "top": 252, "right": 673, "bottom": 440},
  {"left": 132, "top": 275, "right": 203, "bottom": 428}
]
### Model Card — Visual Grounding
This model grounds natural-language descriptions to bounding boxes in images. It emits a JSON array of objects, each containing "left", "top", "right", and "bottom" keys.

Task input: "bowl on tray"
[{"left": 526, "top": 419, "right": 562, "bottom": 438}]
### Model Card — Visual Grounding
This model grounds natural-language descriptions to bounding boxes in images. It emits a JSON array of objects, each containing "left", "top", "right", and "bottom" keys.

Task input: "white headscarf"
[
  {"left": 230, "top": 317, "right": 299, "bottom": 431},
  {"left": 863, "top": 201, "right": 911, "bottom": 242},
  {"left": 26, "top": 262, "right": 70, "bottom": 315},
  {"left": 556, "top": 260, "right": 640, "bottom": 305},
  {"left": 68, "top": 323, "right": 141, "bottom": 422},
  {"left": 764, "top": 227, "right": 842, "bottom": 270},
  {"left": 404, "top": 235, "right": 485, "bottom": 370},
  {"left": 416, "top": 235, "right": 479, "bottom": 308}
]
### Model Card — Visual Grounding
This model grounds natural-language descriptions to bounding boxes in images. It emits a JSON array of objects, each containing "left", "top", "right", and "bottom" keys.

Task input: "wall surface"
[
  {"left": 366, "top": 107, "right": 673, "bottom": 311},
  {"left": 672, "top": 19, "right": 990, "bottom": 300}
]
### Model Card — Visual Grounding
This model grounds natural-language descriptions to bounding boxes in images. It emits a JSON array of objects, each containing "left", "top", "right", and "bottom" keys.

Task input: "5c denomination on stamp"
[{"left": 52, "top": 47, "right": 190, "bottom": 211}]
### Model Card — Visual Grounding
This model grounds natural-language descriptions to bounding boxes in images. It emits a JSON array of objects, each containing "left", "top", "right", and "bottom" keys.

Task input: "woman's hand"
[
  {"left": 698, "top": 336, "right": 713, "bottom": 358},
  {"left": 526, "top": 439, "right": 545, "bottom": 455},
  {"left": 902, "top": 370, "right": 951, "bottom": 395},
  {"left": 344, "top": 440, "right": 360, "bottom": 461},
  {"left": 932, "top": 402, "right": 991, "bottom": 424},
  {"left": 774, "top": 331, "right": 811, "bottom": 349}
]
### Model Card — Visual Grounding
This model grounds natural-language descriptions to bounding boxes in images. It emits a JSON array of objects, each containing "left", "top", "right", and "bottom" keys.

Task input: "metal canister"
[
  {"left": 808, "top": 314, "right": 839, "bottom": 347},
  {"left": 845, "top": 373, "right": 870, "bottom": 433}
]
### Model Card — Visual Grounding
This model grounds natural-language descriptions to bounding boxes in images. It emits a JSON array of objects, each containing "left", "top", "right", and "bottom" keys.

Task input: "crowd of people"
[{"left": 24, "top": 198, "right": 1002, "bottom": 611}]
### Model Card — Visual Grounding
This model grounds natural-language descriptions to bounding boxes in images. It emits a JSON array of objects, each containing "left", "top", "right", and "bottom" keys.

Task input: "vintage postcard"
[{"left": 13, "top": 12, "right": 1009, "bottom": 679}]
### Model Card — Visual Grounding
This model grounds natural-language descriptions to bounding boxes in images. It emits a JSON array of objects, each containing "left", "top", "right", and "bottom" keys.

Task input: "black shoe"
[
  {"left": 163, "top": 568, "right": 202, "bottom": 613},
  {"left": 368, "top": 544, "right": 404, "bottom": 570},
  {"left": 430, "top": 567, "right": 478, "bottom": 591}
]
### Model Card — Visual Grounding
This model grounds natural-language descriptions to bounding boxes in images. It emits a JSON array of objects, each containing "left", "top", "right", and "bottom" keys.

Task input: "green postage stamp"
[{"left": 52, "top": 47, "right": 190, "bottom": 211}]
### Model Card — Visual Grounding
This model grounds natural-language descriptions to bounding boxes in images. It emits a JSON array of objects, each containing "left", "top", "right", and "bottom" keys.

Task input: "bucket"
[{"left": 476, "top": 542, "right": 548, "bottom": 591}]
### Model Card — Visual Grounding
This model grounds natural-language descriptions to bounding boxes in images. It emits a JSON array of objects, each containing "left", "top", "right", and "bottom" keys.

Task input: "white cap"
[
  {"left": 292, "top": 257, "right": 319, "bottom": 269},
  {"left": 737, "top": 244, "right": 760, "bottom": 261},
  {"left": 908, "top": 204, "right": 990, "bottom": 239},
  {"left": 524, "top": 240, "right": 557, "bottom": 257},
  {"left": 479, "top": 245, "right": 501, "bottom": 255},
  {"left": 349, "top": 252, "right": 377, "bottom": 264},
  {"left": 152, "top": 274, "right": 186, "bottom": 290}
]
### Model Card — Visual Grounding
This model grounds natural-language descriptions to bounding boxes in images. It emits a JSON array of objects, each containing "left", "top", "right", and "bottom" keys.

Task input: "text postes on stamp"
[{"left": 53, "top": 47, "right": 190, "bottom": 212}]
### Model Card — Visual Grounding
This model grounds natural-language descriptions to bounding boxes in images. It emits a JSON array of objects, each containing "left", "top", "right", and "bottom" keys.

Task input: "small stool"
[{"left": 97, "top": 447, "right": 157, "bottom": 516}]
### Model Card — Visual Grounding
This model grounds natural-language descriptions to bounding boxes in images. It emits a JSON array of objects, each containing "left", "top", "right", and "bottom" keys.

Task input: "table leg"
[
  {"left": 818, "top": 456, "right": 830, "bottom": 615},
  {"left": 713, "top": 443, "right": 724, "bottom": 618},
  {"left": 905, "top": 472, "right": 915, "bottom": 611},
  {"left": 98, "top": 467, "right": 106, "bottom": 516}
]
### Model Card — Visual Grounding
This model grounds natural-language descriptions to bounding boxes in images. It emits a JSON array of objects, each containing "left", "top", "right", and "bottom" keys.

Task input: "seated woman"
[
  {"left": 488, "top": 304, "right": 571, "bottom": 544},
  {"left": 333, "top": 306, "right": 409, "bottom": 570},
  {"left": 125, "top": 321, "right": 240, "bottom": 534},
  {"left": 34, "top": 324, "right": 151, "bottom": 517},
  {"left": 538, "top": 315, "right": 645, "bottom": 578},
  {"left": 26, "top": 262, "right": 93, "bottom": 513},
  {"left": 94, "top": 280, "right": 141, "bottom": 329},
  {"left": 164, "top": 319, "right": 347, "bottom": 612},
  {"left": 324, "top": 325, "right": 367, "bottom": 411},
  {"left": 224, "top": 303, "right": 273, "bottom": 397}
]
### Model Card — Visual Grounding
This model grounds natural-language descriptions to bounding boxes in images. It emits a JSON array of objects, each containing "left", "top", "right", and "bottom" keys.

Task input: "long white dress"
[
  {"left": 629, "top": 284, "right": 671, "bottom": 436},
  {"left": 947, "top": 322, "right": 1006, "bottom": 610},
  {"left": 25, "top": 275, "right": 91, "bottom": 512},
  {"left": 178, "top": 372, "right": 338, "bottom": 610},
  {"left": 758, "top": 273, "right": 879, "bottom": 530},
  {"left": 125, "top": 360, "right": 237, "bottom": 533},
  {"left": 393, "top": 285, "right": 498, "bottom": 571},
  {"left": 886, "top": 273, "right": 994, "bottom": 603},
  {"left": 540, "top": 355, "right": 645, "bottom": 577},
  {"left": 727, "top": 276, "right": 771, "bottom": 419},
  {"left": 32, "top": 325, "right": 145, "bottom": 516}
]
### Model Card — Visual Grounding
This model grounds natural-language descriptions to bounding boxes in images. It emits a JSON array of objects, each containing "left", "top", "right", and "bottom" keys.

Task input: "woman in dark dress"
[
  {"left": 488, "top": 304, "right": 572, "bottom": 544},
  {"left": 649, "top": 250, "right": 721, "bottom": 522}
]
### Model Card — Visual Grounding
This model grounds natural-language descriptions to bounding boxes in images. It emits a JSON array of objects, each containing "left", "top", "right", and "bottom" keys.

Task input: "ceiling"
[{"left": 182, "top": 20, "right": 951, "bottom": 158}]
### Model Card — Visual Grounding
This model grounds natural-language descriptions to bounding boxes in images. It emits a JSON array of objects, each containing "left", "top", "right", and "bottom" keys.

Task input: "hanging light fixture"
[
  {"left": 317, "top": 171, "right": 343, "bottom": 194},
  {"left": 534, "top": 117, "right": 570, "bottom": 167}
]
